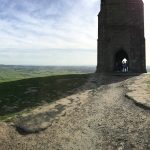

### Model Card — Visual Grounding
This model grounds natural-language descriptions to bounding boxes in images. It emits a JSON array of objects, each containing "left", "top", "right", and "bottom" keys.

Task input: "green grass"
[
  {"left": 0, "top": 74, "right": 90, "bottom": 121},
  {"left": 0, "top": 65, "right": 95, "bottom": 83},
  {"left": 0, "top": 65, "right": 94, "bottom": 121}
]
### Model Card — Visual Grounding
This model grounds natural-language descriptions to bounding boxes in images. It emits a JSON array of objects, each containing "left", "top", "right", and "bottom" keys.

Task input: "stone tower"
[{"left": 96, "top": 0, "right": 147, "bottom": 73}]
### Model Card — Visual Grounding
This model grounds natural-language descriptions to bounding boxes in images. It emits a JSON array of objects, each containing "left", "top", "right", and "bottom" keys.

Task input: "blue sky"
[
  {"left": 0, "top": 0, "right": 99, "bottom": 66},
  {"left": 0, "top": 0, "right": 149, "bottom": 66}
]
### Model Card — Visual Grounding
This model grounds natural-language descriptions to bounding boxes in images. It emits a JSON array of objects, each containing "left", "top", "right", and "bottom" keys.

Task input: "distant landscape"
[
  {"left": 147, "top": 66, "right": 150, "bottom": 72},
  {"left": 0, "top": 65, "right": 96, "bottom": 83},
  {"left": 0, "top": 65, "right": 149, "bottom": 83}
]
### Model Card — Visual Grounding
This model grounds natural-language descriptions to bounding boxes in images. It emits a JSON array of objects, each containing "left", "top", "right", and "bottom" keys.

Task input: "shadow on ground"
[
  {"left": 0, "top": 74, "right": 91, "bottom": 119},
  {"left": 0, "top": 73, "right": 139, "bottom": 120},
  {"left": 93, "top": 73, "right": 140, "bottom": 86}
]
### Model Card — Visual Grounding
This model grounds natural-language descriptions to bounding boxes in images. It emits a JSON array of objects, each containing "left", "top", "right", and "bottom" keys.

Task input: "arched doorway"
[{"left": 114, "top": 50, "right": 129, "bottom": 72}]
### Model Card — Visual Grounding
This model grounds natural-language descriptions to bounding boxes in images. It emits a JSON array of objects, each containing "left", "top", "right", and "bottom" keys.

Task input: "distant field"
[
  {"left": 0, "top": 65, "right": 148, "bottom": 84},
  {"left": 0, "top": 65, "right": 96, "bottom": 83},
  {"left": 147, "top": 66, "right": 150, "bottom": 72}
]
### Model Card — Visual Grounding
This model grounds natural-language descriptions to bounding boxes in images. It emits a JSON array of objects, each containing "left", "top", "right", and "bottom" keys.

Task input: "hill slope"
[{"left": 0, "top": 74, "right": 150, "bottom": 150}]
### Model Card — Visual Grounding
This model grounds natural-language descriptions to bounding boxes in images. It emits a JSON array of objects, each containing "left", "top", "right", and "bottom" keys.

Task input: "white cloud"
[{"left": 0, "top": 0, "right": 149, "bottom": 66}]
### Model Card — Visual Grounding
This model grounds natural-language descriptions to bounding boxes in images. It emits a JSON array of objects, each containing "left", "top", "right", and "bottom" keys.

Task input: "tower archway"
[{"left": 114, "top": 50, "right": 129, "bottom": 72}]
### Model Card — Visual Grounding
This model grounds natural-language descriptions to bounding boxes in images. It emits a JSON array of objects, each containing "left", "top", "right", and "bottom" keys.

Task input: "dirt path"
[{"left": 0, "top": 75, "right": 150, "bottom": 150}]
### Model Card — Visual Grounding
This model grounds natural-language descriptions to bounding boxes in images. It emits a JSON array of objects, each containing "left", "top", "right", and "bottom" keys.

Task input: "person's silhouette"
[{"left": 122, "top": 58, "right": 128, "bottom": 72}]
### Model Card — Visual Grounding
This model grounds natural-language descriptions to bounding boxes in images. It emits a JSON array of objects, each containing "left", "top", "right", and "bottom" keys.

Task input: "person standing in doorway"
[{"left": 122, "top": 58, "right": 128, "bottom": 72}]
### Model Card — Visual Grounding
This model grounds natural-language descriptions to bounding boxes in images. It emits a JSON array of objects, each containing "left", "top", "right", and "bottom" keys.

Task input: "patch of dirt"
[
  {"left": 0, "top": 123, "right": 9, "bottom": 140},
  {"left": 0, "top": 74, "right": 149, "bottom": 150},
  {"left": 125, "top": 74, "right": 150, "bottom": 109}
]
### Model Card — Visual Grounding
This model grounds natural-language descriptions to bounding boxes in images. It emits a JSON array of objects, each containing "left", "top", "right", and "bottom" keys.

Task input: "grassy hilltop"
[
  {"left": 0, "top": 65, "right": 95, "bottom": 121},
  {"left": 0, "top": 65, "right": 149, "bottom": 121}
]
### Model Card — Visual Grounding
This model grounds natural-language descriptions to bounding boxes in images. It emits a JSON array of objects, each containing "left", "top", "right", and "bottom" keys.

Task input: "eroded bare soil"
[{"left": 0, "top": 74, "right": 150, "bottom": 150}]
